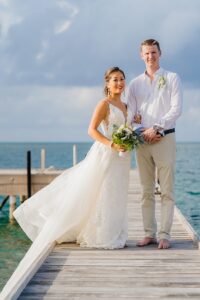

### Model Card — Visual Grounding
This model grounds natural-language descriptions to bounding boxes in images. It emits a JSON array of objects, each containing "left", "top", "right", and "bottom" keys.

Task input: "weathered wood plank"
[
  {"left": 20, "top": 286, "right": 200, "bottom": 298},
  {"left": 0, "top": 169, "right": 62, "bottom": 195}
]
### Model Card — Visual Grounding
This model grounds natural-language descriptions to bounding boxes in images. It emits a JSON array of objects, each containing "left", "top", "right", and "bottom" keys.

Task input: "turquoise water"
[
  {"left": 0, "top": 142, "right": 200, "bottom": 290},
  {"left": 175, "top": 143, "right": 200, "bottom": 229}
]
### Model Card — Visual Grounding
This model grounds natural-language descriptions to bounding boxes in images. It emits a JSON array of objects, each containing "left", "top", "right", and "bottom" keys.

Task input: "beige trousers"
[{"left": 136, "top": 133, "right": 176, "bottom": 240}]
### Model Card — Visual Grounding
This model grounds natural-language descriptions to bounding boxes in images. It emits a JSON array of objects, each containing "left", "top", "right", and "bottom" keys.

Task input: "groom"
[{"left": 127, "top": 39, "right": 183, "bottom": 249}]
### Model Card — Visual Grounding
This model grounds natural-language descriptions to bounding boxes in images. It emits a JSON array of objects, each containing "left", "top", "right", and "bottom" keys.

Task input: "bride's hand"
[{"left": 111, "top": 143, "right": 126, "bottom": 152}]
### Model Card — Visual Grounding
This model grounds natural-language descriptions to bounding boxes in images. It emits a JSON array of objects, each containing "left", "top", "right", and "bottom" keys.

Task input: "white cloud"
[
  {"left": 36, "top": 40, "right": 49, "bottom": 62},
  {"left": 0, "top": 85, "right": 102, "bottom": 141},
  {"left": 0, "top": 0, "right": 8, "bottom": 5},
  {"left": 54, "top": 20, "right": 72, "bottom": 34},
  {"left": 0, "top": 0, "right": 200, "bottom": 141},
  {"left": 56, "top": 0, "right": 79, "bottom": 18},
  {"left": 36, "top": 52, "right": 45, "bottom": 61},
  {"left": 0, "top": 0, "right": 24, "bottom": 42},
  {"left": 160, "top": 10, "right": 200, "bottom": 55},
  {"left": 54, "top": 0, "right": 79, "bottom": 34},
  {"left": 187, "top": 107, "right": 200, "bottom": 125},
  {"left": 176, "top": 88, "right": 200, "bottom": 141},
  {"left": 0, "top": 10, "right": 23, "bottom": 40}
]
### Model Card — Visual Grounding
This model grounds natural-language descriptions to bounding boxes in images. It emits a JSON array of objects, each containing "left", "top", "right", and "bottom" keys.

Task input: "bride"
[
  {"left": 15, "top": 66, "right": 132, "bottom": 249},
  {"left": 0, "top": 67, "right": 132, "bottom": 298}
]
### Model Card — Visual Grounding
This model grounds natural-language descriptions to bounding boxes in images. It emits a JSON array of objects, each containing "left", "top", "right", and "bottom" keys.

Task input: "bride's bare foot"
[
  {"left": 136, "top": 237, "right": 157, "bottom": 247},
  {"left": 158, "top": 239, "right": 170, "bottom": 249}
]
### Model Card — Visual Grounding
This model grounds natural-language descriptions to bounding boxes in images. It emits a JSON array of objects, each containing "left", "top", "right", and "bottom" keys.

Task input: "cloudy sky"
[{"left": 0, "top": 0, "right": 200, "bottom": 142}]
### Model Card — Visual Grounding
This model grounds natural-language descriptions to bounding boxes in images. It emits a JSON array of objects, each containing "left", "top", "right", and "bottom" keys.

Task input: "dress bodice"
[{"left": 100, "top": 103, "right": 133, "bottom": 139}]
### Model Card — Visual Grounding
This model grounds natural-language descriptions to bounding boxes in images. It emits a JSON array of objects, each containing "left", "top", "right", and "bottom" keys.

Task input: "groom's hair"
[{"left": 140, "top": 39, "right": 161, "bottom": 53}]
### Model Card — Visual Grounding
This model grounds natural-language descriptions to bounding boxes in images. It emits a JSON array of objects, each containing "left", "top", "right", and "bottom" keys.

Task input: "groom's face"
[{"left": 140, "top": 45, "right": 161, "bottom": 68}]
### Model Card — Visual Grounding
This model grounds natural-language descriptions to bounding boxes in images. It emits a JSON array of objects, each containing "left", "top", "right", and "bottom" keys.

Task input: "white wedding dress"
[{"left": 0, "top": 103, "right": 132, "bottom": 299}]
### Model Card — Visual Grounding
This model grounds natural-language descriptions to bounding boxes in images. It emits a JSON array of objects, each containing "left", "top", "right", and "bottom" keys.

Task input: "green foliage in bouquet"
[{"left": 112, "top": 124, "right": 143, "bottom": 151}]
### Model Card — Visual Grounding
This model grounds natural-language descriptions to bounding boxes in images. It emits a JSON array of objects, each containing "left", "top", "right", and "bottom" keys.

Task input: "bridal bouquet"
[{"left": 112, "top": 124, "right": 143, "bottom": 156}]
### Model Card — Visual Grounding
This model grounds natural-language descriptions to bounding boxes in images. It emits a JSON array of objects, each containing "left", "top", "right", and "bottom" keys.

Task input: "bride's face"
[{"left": 107, "top": 71, "right": 125, "bottom": 95}]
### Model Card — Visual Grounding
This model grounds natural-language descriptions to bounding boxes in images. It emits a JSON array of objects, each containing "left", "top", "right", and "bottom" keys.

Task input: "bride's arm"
[
  {"left": 88, "top": 100, "right": 111, "bottom": 146},
  {"left": 88, "top": 100, "right": 124, "bottom": 152}
]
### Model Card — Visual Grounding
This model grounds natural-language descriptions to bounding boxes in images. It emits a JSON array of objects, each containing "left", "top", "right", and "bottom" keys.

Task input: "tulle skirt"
[{"left": 14, "top": 141, "right": 131, "bottom": 248}]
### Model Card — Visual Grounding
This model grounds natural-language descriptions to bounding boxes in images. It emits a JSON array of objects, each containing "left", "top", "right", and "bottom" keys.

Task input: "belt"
[{"left": 162, "top": 128, "right": 175, "bottom": 136}]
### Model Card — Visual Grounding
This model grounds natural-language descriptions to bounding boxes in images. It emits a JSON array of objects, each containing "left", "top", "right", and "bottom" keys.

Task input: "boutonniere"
[{"left": 158, "top": 76, "right": 167, "bottom": 89}]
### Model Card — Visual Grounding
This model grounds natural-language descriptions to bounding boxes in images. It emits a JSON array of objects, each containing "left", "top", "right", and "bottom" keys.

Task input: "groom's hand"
[{"left": 142, "top": 127, "right": 162, "bottom": 143}]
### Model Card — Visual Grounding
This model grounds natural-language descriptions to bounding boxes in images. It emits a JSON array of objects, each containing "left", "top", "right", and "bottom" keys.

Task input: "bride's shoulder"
[
  {"left": 97, "top": 99, "right": 109, "bottom": 110},
  {"left": 100, "top": 98, "right": 109, "bottom": 105},
  {"left": 92, "top": 99, "right": 109, "bottom": 117}
]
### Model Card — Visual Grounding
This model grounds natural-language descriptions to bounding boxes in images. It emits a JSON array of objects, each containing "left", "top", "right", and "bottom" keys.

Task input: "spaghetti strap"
[{"left": 105, "top": 99, "right": 127, "bottom": 122}]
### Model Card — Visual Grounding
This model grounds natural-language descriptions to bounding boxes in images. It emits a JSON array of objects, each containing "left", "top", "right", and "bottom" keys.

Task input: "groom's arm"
[
  {"left": 154, "top": 73, "right": 183, "bottom": 130},
  {"left": 143, "top": 74, "right": 183, "bottom": 143}
]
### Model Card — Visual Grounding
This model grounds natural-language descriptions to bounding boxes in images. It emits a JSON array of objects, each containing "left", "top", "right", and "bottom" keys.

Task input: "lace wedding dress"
[{"left": 0, "top": 103, "right": 132, "bottom": 299}]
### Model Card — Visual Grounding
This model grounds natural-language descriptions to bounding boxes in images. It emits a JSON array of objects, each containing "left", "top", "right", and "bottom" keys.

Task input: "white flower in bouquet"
[{"left": 112, "top": 124, "right": 143, "bottom": 157}]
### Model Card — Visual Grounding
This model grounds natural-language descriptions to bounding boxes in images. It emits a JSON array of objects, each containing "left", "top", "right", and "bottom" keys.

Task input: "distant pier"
[
  {"left": 0, "top": 146, "right": 78, "bottom": 222},
  {"left": 0, "top": 168, "right": 62, "bottom": 222}
]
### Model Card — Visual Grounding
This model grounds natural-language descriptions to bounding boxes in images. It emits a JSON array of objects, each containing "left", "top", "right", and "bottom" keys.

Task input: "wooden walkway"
[
  {"left": 0, "top": 169, "right": 61, "bottom": 196},
  {"left": 9, "top": 170, "right": 200, "bottom": 299}
]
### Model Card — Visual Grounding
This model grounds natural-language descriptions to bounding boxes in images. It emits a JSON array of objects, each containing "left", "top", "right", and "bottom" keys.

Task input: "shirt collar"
[
  {"left": 143, "top": 67, "right": 164, "bottom": 79},
  {"left": 155, "top": 67, "right": 164, "bottom": 77}
]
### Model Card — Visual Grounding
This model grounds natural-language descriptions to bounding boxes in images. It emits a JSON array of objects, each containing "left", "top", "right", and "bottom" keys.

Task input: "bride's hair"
[{"left": 104, "top": 66, "right": 125, "bottom": 96}]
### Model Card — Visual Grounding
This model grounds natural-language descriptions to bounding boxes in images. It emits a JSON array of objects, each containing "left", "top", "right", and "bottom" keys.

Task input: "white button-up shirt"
[{"left": 127, "top": 67, "right": 183, "bottom": 130}]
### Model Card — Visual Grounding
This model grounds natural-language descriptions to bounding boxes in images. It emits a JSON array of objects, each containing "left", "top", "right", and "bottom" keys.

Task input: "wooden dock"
[
  {"left": 0, "top": 169, "right": 62, "bottom": 196},
  {"left": 0, "top": 168, "right": 62, "bottom": 222},
  {"left": 1, "top": 169, "right": 200, "bottom": 300}
]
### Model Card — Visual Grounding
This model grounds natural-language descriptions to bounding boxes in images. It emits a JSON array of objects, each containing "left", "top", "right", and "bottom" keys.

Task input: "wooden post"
[
  {"left": 0, "top": 195, "right": 9, "bottom": 210},
  {"left": 41, "top": 148, "right": 46, "bottom": 171},
  {"left": 27, "top": 151, "right": 32, "bottom": 198},
  {"left": 9, "top": 195, "right": 16, "bottom": 223},
  {"left": 155, "top": 168, "right": 161, "bottom": 195},
  {"left": 73, "top": 144, "right": 77, "bottom": 166},
  {"left": 19, "top": 195, "right": 26, "bottom": 203}
]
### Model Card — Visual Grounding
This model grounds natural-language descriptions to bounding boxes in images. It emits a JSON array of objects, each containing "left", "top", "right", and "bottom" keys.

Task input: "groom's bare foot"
[
  {"left": 137, "top": 237, "right": 157, "bottom": 247},
  {"left": 158, "top": 239, "right": 170, "bottom": 249}
]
